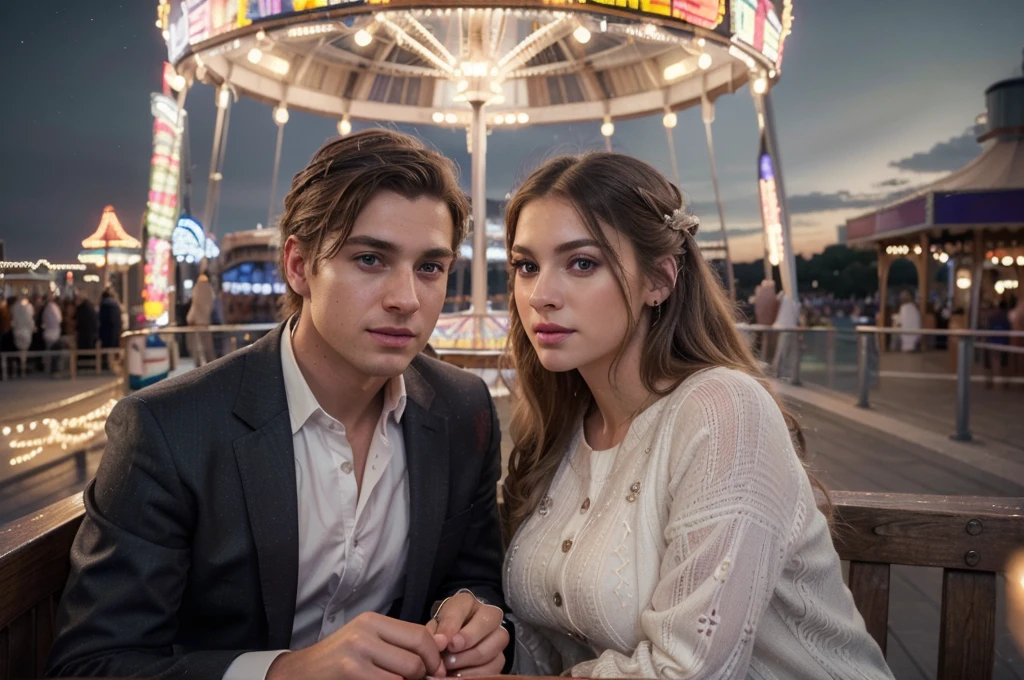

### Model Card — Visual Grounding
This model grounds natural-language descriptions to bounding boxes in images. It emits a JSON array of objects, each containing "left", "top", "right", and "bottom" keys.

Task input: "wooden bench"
[{"left": 1, "top": 492, "right": 1021, "bottom": 679}]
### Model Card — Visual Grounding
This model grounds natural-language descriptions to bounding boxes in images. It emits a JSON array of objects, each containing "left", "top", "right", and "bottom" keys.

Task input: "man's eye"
[{"left": 358, "top": 254, "right": 380, "bottom": 266}]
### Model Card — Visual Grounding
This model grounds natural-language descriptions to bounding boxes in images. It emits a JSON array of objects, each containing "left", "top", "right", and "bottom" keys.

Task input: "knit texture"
[{"left": 505, "top": 367, "right": 893, "bottom": 679}]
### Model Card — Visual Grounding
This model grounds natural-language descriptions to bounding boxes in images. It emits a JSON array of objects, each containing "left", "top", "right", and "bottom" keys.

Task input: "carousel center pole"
[{"left": 470, "top": 99, "right": 488, "bottom": 331}]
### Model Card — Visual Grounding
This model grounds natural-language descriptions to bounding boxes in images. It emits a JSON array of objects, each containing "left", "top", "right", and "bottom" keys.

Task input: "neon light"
[{"left": 758, "top": 153, "right": 784, "bottom": 267}]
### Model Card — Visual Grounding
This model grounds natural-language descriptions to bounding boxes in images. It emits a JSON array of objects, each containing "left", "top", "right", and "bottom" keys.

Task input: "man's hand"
[
  {"left": 426, "top": 592, "right": 508, "bottom": 677},
  {"left": 267, "top": 611, "right": 446, "bottom": 680}
]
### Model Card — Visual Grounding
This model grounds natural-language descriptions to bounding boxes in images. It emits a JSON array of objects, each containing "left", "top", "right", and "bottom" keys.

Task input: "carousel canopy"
[
  {"left": 82, "top": 206, "right": 142, "bottom": 250},
  {"left": 847, "top": 72, "right": 1024, "bottom": 245},
  {"left": 160, "top": 0, "right": 792, "bottom": 126}
]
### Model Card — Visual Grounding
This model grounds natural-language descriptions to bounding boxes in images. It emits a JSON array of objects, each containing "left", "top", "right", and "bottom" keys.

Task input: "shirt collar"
[{"left": 281, "top": 319, "right": 407, "bottom": 436}]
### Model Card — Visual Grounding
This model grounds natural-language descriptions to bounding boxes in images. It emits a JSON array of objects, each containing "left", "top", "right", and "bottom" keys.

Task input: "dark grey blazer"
[{"left": 46, "top": 325, "right": 505, "bottom": 679}]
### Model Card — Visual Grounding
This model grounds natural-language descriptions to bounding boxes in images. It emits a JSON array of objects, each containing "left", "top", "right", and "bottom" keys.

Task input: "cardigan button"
[
  {"left": 562, "top": 539, "right": 573, "bottom": 553},
  {"left": 553, "top": 592, "right": 563, "bottom": 607},
  {"left": 580, "top": 498, "right": 591, "bottom": 513}
]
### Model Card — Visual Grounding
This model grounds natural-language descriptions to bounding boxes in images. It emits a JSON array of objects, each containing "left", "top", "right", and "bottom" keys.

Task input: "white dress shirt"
[{"left": 224, "top": 326, "right": 410, "bottom": 679}]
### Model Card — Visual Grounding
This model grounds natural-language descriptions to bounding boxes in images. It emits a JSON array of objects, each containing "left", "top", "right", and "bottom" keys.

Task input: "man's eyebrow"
[
  {"left": 344, "top": 235, "right": 455, "bottom": 260},
  {"left": 344, "top": 235, "right": 398, "bottom": 252}
]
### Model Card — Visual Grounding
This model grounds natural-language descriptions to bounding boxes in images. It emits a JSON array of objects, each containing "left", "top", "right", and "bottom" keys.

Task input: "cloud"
[
  {"left": 875, "top": 178, "right": 911, "bottom": 188},
  {"left": 888, "top": 128, "right": 981, "bottom": 173},
  {"left": 785, "top": 187, "right": 916, "bottom": 214}
]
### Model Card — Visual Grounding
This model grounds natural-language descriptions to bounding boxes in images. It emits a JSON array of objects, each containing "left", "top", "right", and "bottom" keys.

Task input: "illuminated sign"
[
  {"left": 584, "top": 0, "right": 724, "bottom": 29},
  {"left": 146, "top": 93, "right": 183, "bottom": 241},
  {"left": 757, "top": 151, "right": 784, "bottom": 267},
  {"left": 172, "top": 216, "right": 221, "bottom": 262},
  {"left": 730, "top": 0, "right": 786, "bottom": 66},
  {"left": 143, "top": 237, "right": 172, "bottom": 324}
]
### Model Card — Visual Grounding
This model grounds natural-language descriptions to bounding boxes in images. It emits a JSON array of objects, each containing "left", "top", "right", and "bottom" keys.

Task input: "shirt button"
[
  {"left": 340, "top": 461, "right": 353, "bottom": 474},
  {"left": 553, "top": 592, "right": 562, "bottom": 607},
  {"left": 327, "top": 615, "right": 336, "bottom": 623},
  {"left": 580, "top": 498, "right": 591, "bottom": 513},
  {"left": 562, "top": 539, "right": 573, "bottom": 553}
]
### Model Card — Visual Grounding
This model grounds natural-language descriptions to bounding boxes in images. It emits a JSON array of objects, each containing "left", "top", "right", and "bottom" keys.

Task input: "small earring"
[{"left": 651, "top": 300, "right": 661, "bottom": 328}]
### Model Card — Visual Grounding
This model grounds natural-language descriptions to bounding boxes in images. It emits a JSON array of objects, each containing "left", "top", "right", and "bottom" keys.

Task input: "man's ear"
[
  {"left": 646, "top": 255, "right": 678, "bottom": 306},
  {"left": 283, "top": 236, "right": 312, "bottom": 299}
]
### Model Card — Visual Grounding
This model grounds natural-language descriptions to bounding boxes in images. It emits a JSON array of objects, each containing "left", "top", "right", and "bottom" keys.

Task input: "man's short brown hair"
[{"left": 277, "top": 128, "right": 469, "bottom": 318}]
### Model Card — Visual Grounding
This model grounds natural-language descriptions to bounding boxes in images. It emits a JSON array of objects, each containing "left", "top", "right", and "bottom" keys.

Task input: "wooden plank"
[
  {"left": 0, "top": 626, "right": 9, "bottom": 680},
  {"left": 847, "top": 561, "right": 890, "bottom": 655},
  {"left": 33, "top": 597, "right": 55, "bottom": 676},
  {"left": 938, "top": 569, "right": 995, "bottom": 680},
  {"left": 0, "top": 494, "right": 84, "bottom": 630},
  {"left": 831, "top": 492, "right": 1024, "bottom": 571},
  {"left": 6, "top": 608, "right": 33, "bottom": 680}
]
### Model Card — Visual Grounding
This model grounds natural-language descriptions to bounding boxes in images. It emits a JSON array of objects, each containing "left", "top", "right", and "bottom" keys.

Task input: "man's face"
[{"left": 290, "top": 190, "right": 455, "bottom": 379}]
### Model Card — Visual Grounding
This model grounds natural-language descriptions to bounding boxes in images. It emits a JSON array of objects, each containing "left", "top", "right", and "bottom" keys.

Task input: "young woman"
[{"left": 501, "top": 152, "right": 893, "bottom": 679}]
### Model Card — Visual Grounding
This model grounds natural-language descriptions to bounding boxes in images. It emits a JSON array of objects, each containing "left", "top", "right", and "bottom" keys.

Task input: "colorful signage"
[
  {"left": 143, "top": 237, "right": 172, "bottom": 324},
  {"left": 757, "top": 149, "right": 784, "bottom": 267},
  {"left": 146, "top": 93, "right": 183, "bottom": 240},
  {"left": 165, "top": 0, "right": 731, "bottom": 63},
  {"left": 730, "top": 0, "right": 788, "bottom": 66}
]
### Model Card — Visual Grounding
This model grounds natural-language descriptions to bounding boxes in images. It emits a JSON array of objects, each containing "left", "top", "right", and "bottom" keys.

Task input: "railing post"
[
  {"left": 952, "top": 335, "right": 973, "bottom": 442},
  {"left": 791, "top": 330, "right": 802, "bottom": 386},
  {"left": 857, "top": 332, "right": 871, "bottom": 409},
  {"left": 826, "top": 328, "right": 836, "bottom": 390}
]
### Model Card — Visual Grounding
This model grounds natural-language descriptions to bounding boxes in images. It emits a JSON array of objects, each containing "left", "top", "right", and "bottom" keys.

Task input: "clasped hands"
[{"left": 267, "top": 591, "right": 508, "bottom": 680}]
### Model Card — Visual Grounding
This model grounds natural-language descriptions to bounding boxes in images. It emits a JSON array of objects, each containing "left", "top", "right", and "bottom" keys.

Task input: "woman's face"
[{"left": 510, "top": 196, "right": 649, "bottom": 375}]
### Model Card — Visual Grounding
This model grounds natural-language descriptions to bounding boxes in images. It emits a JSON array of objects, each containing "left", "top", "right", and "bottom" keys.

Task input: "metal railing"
[{"left": 737, "top": 324, "right": 1024, "bottom": 443}]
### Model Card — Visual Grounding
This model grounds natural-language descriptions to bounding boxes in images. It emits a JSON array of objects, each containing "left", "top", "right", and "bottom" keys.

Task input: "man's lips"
[{"left": 368, "top": 327, "right": 416, "bottom": 347}]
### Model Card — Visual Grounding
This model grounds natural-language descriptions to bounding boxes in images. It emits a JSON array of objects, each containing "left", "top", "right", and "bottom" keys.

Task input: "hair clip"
[{"left": 663, "top": 208, "right": 700, "bottom": 236}]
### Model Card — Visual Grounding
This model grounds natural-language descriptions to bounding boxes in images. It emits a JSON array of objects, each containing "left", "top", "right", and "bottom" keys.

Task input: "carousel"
[
  {"left": 846, "top": 61, "right": 1024, "bottom": 334},
  {"left": 157, "top": 0, "right": 800, "bottom": 347}
]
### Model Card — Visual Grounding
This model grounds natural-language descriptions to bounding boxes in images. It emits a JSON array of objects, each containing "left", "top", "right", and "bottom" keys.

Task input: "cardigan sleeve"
[{"left": 571, "top": 371, "right": 810, "bottom": 679}]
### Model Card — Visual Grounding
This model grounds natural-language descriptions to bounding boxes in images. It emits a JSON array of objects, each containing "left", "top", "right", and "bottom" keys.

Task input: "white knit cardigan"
[{"left": 505, "top": 367, "right": 894, "bottom": 679}]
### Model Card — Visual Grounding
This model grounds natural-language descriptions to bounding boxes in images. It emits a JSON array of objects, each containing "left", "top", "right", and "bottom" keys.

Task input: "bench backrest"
[{"left": 1, "top": 491, "right": 1020, "bottom": 679}]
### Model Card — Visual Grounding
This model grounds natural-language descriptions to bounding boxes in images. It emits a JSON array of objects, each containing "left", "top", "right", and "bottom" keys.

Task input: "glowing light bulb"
[
  {"left": 573, "top": 26, "right": 591, "bottom": 44},
  {"left": 698, "top": 52, "right": 712, "bottom": 70},
  {"left": 354, "top": 29, "right": 372, "bottom": 47}
]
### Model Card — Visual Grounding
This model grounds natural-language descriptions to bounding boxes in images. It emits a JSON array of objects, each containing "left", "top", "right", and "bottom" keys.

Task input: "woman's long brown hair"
[{"left": 501, "top": 152, "right": 829, "bottom": 538}]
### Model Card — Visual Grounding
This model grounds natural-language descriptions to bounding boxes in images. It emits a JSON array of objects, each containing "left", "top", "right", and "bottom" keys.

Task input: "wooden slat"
[
  {"left": 6, "top": 608, "right": 33, "bottom": 680},
  {"left": 831, "top": 492, "right": 1024, "bottom": 571},
  {"left": 938, "top": 569, "right": 996, "bottom": 680},
  {"left": 0, "top": 626, "right": 9, "bottom": 680},
  {"left": 847, "top": 561, "right": 890, "bottom": 655},
  {"left": 0, "top": 494, "right": 85, "bottom": 630},
  {"left": 33, "top": 597, "right": 56, "bottom": 676}
]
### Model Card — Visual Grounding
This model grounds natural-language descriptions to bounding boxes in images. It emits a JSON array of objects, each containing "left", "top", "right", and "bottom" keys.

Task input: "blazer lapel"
[
  {"left": 232, "top": 325, "right": 299, "bottom": 649},
  {"left": 399, "top": 362, "right": 449, "bottom": 622}
]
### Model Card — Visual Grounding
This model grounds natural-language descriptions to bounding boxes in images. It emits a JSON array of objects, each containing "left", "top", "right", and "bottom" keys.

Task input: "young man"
[{"left": 48, "top": 129, "right": 509, "bottom": 680}]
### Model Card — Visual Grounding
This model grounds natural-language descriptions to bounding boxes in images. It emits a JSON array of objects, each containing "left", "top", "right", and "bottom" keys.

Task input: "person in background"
[
  {"left": 1010, "top": 295, "right": 1024, "bottom": 382},
  {"left": 75, "top": 295, "right": 99, "bottom": 372},
  {"left": 187, "top": 272, "right": 216, "bottom": 365},
  {"left": 62, "top": 291, "right": 78, "bottom": 340},
  {"left": 42, "top": 292, "right": 64, "bottom": 373},
  {"left": 98, "top": 288, "right": 123, "bottom": 372},
  {"left": 897, "top": 289, "right": 922, "bottom": 352},
  {"left": 11, "top": 295, "right": 36, "bottom": 374},
  {"left": 984, "top": 300, "right": 1011, "bottom": 389},
  {"left": 0, "top": 296, "right": 11, "bottom": 345}
]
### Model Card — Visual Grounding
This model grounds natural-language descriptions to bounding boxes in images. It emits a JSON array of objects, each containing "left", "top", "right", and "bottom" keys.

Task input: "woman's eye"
[
  {"left": 512, "top": 260, "right": 538, "bottom": 274},
  {"left": 571, "top": 257, "right": 597, "bottom": 272}
]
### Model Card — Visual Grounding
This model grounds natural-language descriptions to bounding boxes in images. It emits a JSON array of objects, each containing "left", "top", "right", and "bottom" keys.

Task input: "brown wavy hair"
[
  {"left": 277, "top": 128, "right": 469, "bottom": 318},
  {"left": 501, "top": 152, "right": 829, "bottom": 537}
]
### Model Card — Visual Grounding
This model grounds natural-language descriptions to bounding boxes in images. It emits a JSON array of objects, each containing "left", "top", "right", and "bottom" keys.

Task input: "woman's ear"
[{"left": 647, "top": 255, "right": 678, "bottom": 306}]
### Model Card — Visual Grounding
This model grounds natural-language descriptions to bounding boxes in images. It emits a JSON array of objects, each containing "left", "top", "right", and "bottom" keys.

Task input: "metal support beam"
[
  {"left": 470, "top": 100, "right": 488, "bottom": 317},
  {"left": 754, "top": 91, "right": 798, "bottom": 301}
]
